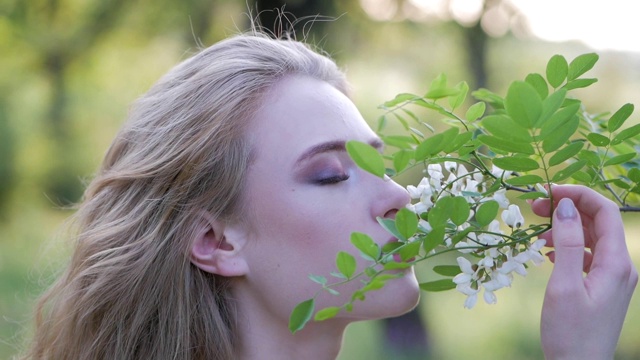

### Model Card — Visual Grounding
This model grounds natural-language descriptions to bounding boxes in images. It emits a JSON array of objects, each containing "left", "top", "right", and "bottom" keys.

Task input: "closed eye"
[{"left": 315, "top": 173, "right": 350, "bottom": 185}]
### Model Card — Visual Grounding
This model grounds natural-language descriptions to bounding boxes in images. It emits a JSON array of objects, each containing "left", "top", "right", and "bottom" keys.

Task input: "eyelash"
[{"left": 316, "top": 173, "right": 350, "bottom": 185}]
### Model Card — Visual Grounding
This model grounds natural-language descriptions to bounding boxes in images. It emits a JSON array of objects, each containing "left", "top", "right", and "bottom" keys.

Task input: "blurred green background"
[{"left": 1, "top": 0, "right": 639, "bottom": 359}]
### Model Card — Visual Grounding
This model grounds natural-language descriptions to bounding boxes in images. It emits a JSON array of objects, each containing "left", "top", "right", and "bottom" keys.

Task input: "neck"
[{"left": 232, "top": 287, "right": 348, "bottom": 359}]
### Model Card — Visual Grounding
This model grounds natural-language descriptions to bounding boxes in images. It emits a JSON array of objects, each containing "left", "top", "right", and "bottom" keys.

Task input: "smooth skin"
[{"left": 532, "top": 185, "right": 638, "bottom": 359}]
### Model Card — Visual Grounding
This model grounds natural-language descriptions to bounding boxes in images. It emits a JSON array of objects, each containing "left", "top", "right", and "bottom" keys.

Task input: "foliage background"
[{"left": 1, "top": 0, "right": 639, "bottom": 359}]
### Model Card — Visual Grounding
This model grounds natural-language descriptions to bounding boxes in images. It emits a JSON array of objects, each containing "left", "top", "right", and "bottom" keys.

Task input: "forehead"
[{"left": 249, "top": 75, "right": 377, "bottom": 157}]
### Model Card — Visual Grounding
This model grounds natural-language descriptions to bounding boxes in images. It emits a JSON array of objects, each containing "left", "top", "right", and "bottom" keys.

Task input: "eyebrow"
[{"left": 296, "top": 138, "right": 384, "bottom": 165}]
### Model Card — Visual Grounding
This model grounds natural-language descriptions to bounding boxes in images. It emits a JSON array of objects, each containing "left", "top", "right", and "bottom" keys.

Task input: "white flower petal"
[
  {"left": 464, "top": 294, "right": 478, "bottom": 309},
  {"left": 453, "top": 273, "right": 472, "bottom": 285},
  {"left": 456, "top": 256, "right": 474, "bottom": 274},
  {"left": 483, "top": 290, "right": 497, "bottom": 304}
]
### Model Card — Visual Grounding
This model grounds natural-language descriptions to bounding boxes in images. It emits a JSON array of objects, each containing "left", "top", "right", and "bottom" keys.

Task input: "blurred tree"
[
  {"left": 3, "top": 0, "right": 238, "bottom": 205},
  {"left": 7, "top": 0, "right": 132, "bottom": 204},
  {"left": 0, "top": 100, "right": 14, "bottom": 218}
]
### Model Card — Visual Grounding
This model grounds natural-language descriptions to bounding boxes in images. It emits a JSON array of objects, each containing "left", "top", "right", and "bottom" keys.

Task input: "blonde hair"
[{"left": 24, "top": 32, "right": 347, "bottom": 360}]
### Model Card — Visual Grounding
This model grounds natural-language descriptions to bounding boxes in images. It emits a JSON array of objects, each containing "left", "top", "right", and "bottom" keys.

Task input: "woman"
[{"left": 24, "top": 31, "right": 636, "bottom": 359}]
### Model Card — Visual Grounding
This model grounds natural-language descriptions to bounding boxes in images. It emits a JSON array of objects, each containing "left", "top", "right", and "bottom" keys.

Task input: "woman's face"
[{"left": 232, "top": 75, "right": 420, "bottom": 327}]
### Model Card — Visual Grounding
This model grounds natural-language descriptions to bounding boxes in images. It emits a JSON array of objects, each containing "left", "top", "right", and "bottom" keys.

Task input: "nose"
[{"left": 372, "top": 175, "right": 411, "bottom": 220}]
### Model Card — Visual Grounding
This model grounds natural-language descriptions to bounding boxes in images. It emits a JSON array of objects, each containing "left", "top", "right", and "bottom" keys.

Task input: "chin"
[{"left": 347, "top": 269, "right": 421, "bottom": 321}]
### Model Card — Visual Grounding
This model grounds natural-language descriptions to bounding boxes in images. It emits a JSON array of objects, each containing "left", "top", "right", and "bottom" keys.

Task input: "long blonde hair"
[{"left": 24, "top": 32, "right": 347, "bottom": 360}]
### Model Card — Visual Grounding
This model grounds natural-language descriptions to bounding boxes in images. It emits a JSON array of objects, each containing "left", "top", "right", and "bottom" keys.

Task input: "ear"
[{"left": 190, "top": 212, "right": 249, "bottom": 277}]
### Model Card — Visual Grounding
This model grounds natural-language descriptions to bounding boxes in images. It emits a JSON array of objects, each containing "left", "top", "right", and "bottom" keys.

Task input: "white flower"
[
  {"left": 487, "top": 219, "right": 502, "bottom": 234},
  {"left": 478, "top": 255, "right": 494, "bottom": 268},
  {"left": 482, "top": 283, "right": 498, "bottom": 304},
  {"left": 463, "top": 179, "right": 479, "bottom": 194},
  {"left": 535, "top": 183, "right": 549, "bottom": 196},
  {"left": 444, "top": 160, "right": 458, "bottom": 173},
  {"left": 457, "top": 165, "right": 468, "bottom": 178},
  {"left": 501, "top": 204, "right": 525, "bottom": 228},
  {"left": 499, "top": 254, "right": 528, "bottom": 277},
  {"left": 427, "top": 164, "right": 444, "bottom": 181},
  {"left": 408, "top": 202, "right": 430, "bottom": 215},
  {"left": 492, "top": 189, "right": 510, "bottom": 208},
  {"left": 514, "top": 239, "right": 547, "bottom": 266},
  {"left": 464, "top": 291, "right": 479, "bottom": 309},
  {"left": 418, "top": 219, "right": 432, "bottom": 233},
  {"left": 407, "top": 185, "right": 421, "bottom": 199},
  {"left": 447, "top": 173, "right": 462, "bottom": 195},
  {"left": 491, "top": 164, "right": 512, "bottom": 179},
  {"left": 407, "top": 177, "right": 431, "bottom": 199},
  {"left": 452, "top": 257, "right": 482, "bottom": 309}
]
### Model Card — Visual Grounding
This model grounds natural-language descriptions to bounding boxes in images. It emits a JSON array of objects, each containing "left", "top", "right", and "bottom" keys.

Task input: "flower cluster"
[{"left": 406, "top": 162, "right": 547, "bottom": 308}]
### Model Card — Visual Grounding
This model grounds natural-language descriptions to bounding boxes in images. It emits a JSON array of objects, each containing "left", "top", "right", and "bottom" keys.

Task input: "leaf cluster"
[{"left": 289, "top": 53, "right": 640, "bottom": 334}]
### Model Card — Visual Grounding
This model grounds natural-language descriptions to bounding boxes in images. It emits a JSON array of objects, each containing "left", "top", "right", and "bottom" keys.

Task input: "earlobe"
[{"left": 190, "top": 212, "right": 249, "bottom": 277}]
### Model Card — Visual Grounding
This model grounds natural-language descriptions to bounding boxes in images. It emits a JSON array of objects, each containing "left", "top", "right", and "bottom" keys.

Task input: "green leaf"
[
  {"left": 604, "top": 152, "right": 636, "bottom": 167},
  {"left": 542, "top": 114, "right": 580, "bottom": 153},
  {"left": 539, "top": 103, "right": 580, "bottom": 140},
  {"left": 482, "top": 115, "right": 532, "bottom": 142},
  {"left": 571, "top": 170, "right": 593, "bottom": 183},
  {"left": 308, "top": 274, "right": 327, "bottom": 285},
  {"left": 443, "top": 131, "right": 473, "bottom": 154},
  {"left": 396, "top": 208, "right": 419, "bottom": 240},
  {"left": 433, "top": 265, "right": 462, "bottom": 277},
  {"left": 613, "top": 123, "right": 640, "bottom": 144},
  {"left": 423, "top": 226, "right": 445, "bottom": 253},
  {"left": 586, "top": 133, "right": 610, "bottom": 147},
  {"left": 525, "top": 73, "right": 549, "bottom": 99},
  {"left": 476, "top": 200, "right": 499, "bottom": 227},
  {"left": 336, "top": 251, "right": 357, "bottom": 279},
  {"left": 612, "top": 179, "right": 631, "bottom": 190},
  {"left": 450, "top": 196, "right": 471, "bottom": 226},
  {"left": 608, "top": 103, "right": 634, "bottom": 132},
  {"left": 450, "top": 227, "right": 473, "bottom": 246},
  {"left": 382, "top": 240, "right": 402, "bottom": 254},
  {"left": 628, "top": 168, "right": 640, "bottom": 183},
  {"left": 416, "top": 127, "right": 459, "bottom": 160},
  {"left": 376, "top": 115, "right": 387, "bottom": 132},
  {"left": 578, "top": 150, "right": 601, "bottom": 167},
  {"left": 548, "top": 141, "right": 584, "bottom": 166},
  {"left": 478, "top": 135, "right": 535, "bottom": 155},
  {"left": 383, "top": 261, "right": 412, "bottom": 270},
  {"left": 505, "top": 174, "right": 545, "bottom": 186},
  {"left": 378, "top": 217, "right": 405, "bottom": 241},
  {"left": 383, "top": 93, "right": 418, "bottom": 108},
  {"left": 551, "top": 160, "right": 587, "bottom": 182},
  {"left": 393, "top": 149, "right": 414, "bottom": 173},
  {"left": 563, "top": 78, "right": 597, "bottom": 90},
  {"left": 426, "top": 74, "right": 459, "bottom": 99},
  {"left": 518, "top": 191, "right": 548, "bottom": 200},
  {"left": 346, "top": 141, "right": 385, "bottom": 178},
  {"left": 350, "top": 232, "right": 381, "bottom": 261},
  {"left": 567, "top": 53, "right": 599, "bottom": 81},
  {"left": 472, "top": 88, "right": 504, "bottom": 109},
  {"left": 383, "top": 135, "right": 418, "bottom": 149},
  {"left": 289, "top": 298, "right": 315, "bottom": 333},
  {"left": 505, "top": 81, "right": 543, "bottom": 129},
  {"left": 537, "top": 89, "right": 567, "bottom": 128},
  {"left": 399, "top": 240, "right": 421, "bottom": 261},
  {"left": 314, "top": 306, "right": 341, "bottom": 321},
  {"left": 428, "top": 196, "right": 454, "bottom": 227},
  {"left": 466, "top": 102, "right": 486, "bottom": 121},
  {"left": 419, "top": 279, "right": 456, "bottom": 292},
  {"left": 429, "top": 73, "right": 447, "bottom": 92},
  {"left": 492, "top": 156, "right": 540, "bottom": 172},
  {"left": 449, "top": 81, "right": 469, "bottom": 110},
  {"left": 546, "top": 55, "right": 568, "bottom": 88}
]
